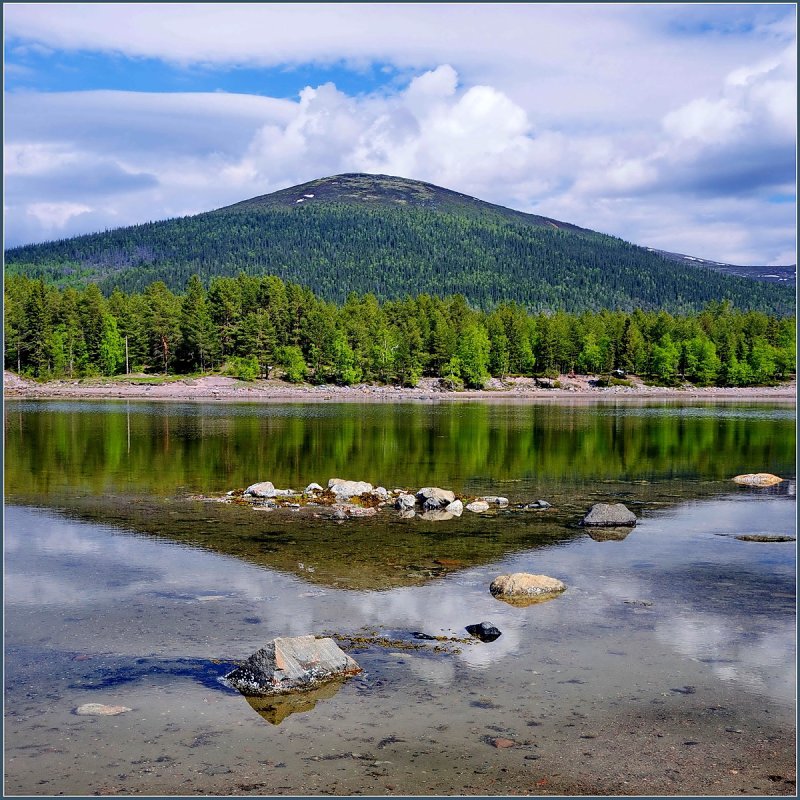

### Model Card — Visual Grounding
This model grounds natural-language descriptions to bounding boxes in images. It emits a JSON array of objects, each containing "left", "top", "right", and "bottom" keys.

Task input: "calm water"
[{"left": 4, "top": 400, "right": 797, "bottom": 795}]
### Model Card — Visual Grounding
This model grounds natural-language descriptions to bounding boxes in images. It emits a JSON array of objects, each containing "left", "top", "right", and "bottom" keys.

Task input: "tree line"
[{"left": 4, "top": 272, "right": 796, "bottom": 387}]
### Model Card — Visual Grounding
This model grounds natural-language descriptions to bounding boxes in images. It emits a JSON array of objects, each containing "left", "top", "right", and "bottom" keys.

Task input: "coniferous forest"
[{"left": 5, "top": 272, "right": 795, "bottom": 388}]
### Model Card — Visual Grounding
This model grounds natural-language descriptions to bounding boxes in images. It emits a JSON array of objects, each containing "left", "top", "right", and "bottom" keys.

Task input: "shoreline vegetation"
[
  {"left": 4, "top": 371, "right": 796, "bottom": 402},
  {"left": 4, "top": 273, "right": 796, "bottom": 392}
]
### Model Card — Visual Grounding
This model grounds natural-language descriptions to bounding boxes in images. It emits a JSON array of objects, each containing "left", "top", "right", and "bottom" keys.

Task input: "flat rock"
[
  {"left": 466, "top": 500, "right": 491, "bottom": 513},
  {"left": 74, "top": 703, "right": 132, "bottom": 716},
  {"left": 465, "top": 622, "right": 502, "bottom": 642},
  {"left": 732, "top": 473, "right": 784, "bottom": 487},
  {"left": 735, "top": 534, "right": 795, "bottom": 543},
  {"left": 225, "top": 635, "right": 361, "bottom": 696},
  {"left": 416, "top": 487, "right": 456, "bottom": 508},
  {"left": 343, "top": 506, "right": 377, "bottom": 518},
  {"left": 479, "top": 495, "right": 509, "bottom": 507},
  {"left": 490, "top": 573, "right": 566, "bottom": 605},
  {"left": 328, "top": 478, "right": 374, "bottom": 498},
  {"left": 581, "top": 503, "right": 637, "bottom": 527},
  {"left": 244, "top": 481, "right": 276, "bottom": 498},
  {"left": 444, "top": 499, "right": 463, "bottom": 516}
]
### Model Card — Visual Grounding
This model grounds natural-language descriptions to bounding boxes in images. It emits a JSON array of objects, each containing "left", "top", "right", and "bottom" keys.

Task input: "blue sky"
[{"left": 4, "top": 3, "right": 796, "bottom": 266}]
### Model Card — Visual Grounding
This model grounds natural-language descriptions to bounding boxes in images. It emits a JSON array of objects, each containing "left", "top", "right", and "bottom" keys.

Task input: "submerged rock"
[
  {"left": 465, "top": 500, "right": 490, "bottom": 513},
  {"left": 74, "top": 703, "right": 131, "bottom": 716},
  {"left": 581, "top": 503, "right": 637, "bottom": 527},
  {"left": 490, "top": 573, "right": 566, "bottom": 605},
  {"left": 735, "top": 534, "right": 795, "bottom": 543},
  {"left": 328, "top": 478, "right": 374, "bottom": 498},
  {"left": 416, "top": 487, "right": 456, "bottom": 508},
  {"left": 465, "top": 622, "right": 502, "bottom": 642},
  {"left": 731, "top": 473, "right": 784, "bottom": 487},
  {"left": 225, "top": 635, "right": 361, "bottom": 696},
  {"left": 398, "top": 509, "right": 416, "bottom": 519}
]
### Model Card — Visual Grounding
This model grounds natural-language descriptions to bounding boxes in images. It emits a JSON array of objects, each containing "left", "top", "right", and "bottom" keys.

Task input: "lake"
[{"left": 4, "top": 399, "right": 796, "bottom": 795}]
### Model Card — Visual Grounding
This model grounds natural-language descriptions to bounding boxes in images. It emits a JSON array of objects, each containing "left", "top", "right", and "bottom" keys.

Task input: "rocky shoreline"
[{"left": 4, "top": 372, "right": 796, "bottom": 403}]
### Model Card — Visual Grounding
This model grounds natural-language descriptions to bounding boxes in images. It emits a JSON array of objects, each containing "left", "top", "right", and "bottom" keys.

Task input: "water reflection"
[{"left": 5, "top": 493, "right": 795, "bottom": 709}]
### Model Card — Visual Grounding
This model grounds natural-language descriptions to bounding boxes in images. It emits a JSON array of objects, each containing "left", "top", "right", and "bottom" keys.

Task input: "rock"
[
  {"left": 490, "top": 573, "right": 566, "bottom": 605},
  {"left": 420, "top": 510, "right": 455, "bottom": 521},
  {"left": 74, "top": 703, "right": 131, "bottom": 716},
  {"left": 735, "top": 534, "right": 795, "bottom": 543},
  {"left": 225, "top": 635, "right": 361, "bottom": 696},
  {"left": 466, "top": 500, "right": 490, "bottom": 513},
  {"left": 479, "top": 496, "right": 509, "bottom": 507},
  {"left": 372, "top": 486, "right": 389, "bottom": 501},
  {"left": 244, "top": 481, "right": 276, "bottom": 498},
  {"left": 416, "top": 487, "right": 456, "bottom": 508},
  {"left": 272, "top": 488, "right": 298, "bottom": 497},
  {"left": 328, "top": 478, "right": 374, "bottom": 498},
  {"left": 344, "top": 506, "right": 377, "bottom": 518},
  {"left": 332, "top": 508, "right": 348, "bottom": 520},
  {"left": 732, "top": 473, "right": 784, "bottom": 487},
  {"left": 396, "top": 493, "right": 417, "bottom": 511},
  {"left": 398, "top": 509, "right": 416, "bottom": 519},
  {"left": 444, "top": 499, "right": 463, "bottom": 516},
  {"left": 585, "top": 526, "right": 633, "bottom": 542},
  {"left": 525, "top": 500, "right": 552, "bottom": 510},
  {"left": 304, "top": 482, "right": 324, "bottom": 495},
  {"left": 491, "top": 737, "right": 516, "bottom": 749},
  {"left": 465, "top": 622, "right": 502, "bottom": 642},
  {"left": 581, "top": 503, "right": 637, "bottom": 527}
]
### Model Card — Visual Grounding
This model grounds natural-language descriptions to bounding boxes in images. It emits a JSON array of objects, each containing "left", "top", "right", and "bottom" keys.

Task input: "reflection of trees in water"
[{"left": 5, "top": 403, "right": 794, "bottom": 499}]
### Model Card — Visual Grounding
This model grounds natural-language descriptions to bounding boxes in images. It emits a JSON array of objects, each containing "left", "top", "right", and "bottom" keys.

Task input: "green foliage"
[
  {"left": 3, "top": 272, "right": 795, "bottom": 389},
  {"left": 277, "top": 345, "right": 308, "bottom": 383},
  {"left": 225, "top": 355, "right": 260, "bottom": 382}
]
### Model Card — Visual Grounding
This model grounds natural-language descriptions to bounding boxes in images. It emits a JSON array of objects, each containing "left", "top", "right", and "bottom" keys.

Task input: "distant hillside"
[{"left": 4, "top": 173, "right": 795, "bottom": 314}]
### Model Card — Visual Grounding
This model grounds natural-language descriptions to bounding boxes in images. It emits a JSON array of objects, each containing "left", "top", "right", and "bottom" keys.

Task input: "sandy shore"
[{"left": 4, "top": 371, "right": 796, "bottom": 403}]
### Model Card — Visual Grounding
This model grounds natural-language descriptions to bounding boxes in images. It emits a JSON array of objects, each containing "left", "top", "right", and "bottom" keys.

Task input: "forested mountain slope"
[{"left": 5, "top": 174, "right": 794, "bottom": 314}]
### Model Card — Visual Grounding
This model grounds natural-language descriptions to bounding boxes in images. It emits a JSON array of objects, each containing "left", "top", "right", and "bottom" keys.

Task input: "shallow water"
[{"left": 3, "top": 400, "right": 796, "bottom": 795}]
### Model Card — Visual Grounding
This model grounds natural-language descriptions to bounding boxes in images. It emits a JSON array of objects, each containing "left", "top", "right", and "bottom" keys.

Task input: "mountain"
[{"left": 4, "top": 173, "right": 794, "bottom": 314}]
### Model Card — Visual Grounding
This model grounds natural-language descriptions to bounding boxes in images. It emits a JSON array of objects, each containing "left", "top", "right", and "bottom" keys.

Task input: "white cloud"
[{"left": 2, "top": 5, "right": 796, "bottom": 264}]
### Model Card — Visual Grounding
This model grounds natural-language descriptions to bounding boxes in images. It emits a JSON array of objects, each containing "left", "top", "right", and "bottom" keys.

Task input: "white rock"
[
  {"left": 466, "top": 501, "right": 491, "bottom": 513},
  {"left": 75, "top": 703, "right": 131, "bottom": 716},
  {"left": 245, "top": 481, "right": 276, "bottom": 498},
  {"left": 444, "top": 499, "right": 463, "bottom": 516}
]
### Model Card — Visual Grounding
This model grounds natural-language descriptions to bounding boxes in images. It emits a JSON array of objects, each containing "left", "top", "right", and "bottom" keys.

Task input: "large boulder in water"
[
  {"left": 581, "top": 503, "right": 637, "bottom": 527},
  {"left": 731, "top": 473, "right": 784, "bottom": 487},
  {"left": 225, "top": 636, "right": 361, "bottom": 696},
  {"left": 490, "top": 573, "right": 566, "bottom": 605}
]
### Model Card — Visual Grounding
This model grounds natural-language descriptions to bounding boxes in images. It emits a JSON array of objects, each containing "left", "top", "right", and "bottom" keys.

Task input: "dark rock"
[
  {"left": 581, "top": 503, "right": 637, "bottom": 527},
  {"left": 465, "top": 622, "right": 502, "bottom": 642},
  {"left": 225, "top": 635, "right": 361, "bottom": 696},
  {"left": 735, "top": 534, "right": 795, "bottom": 543},
  {"left": 412, "top": 632, "right": 437, "bottom": 641}
]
